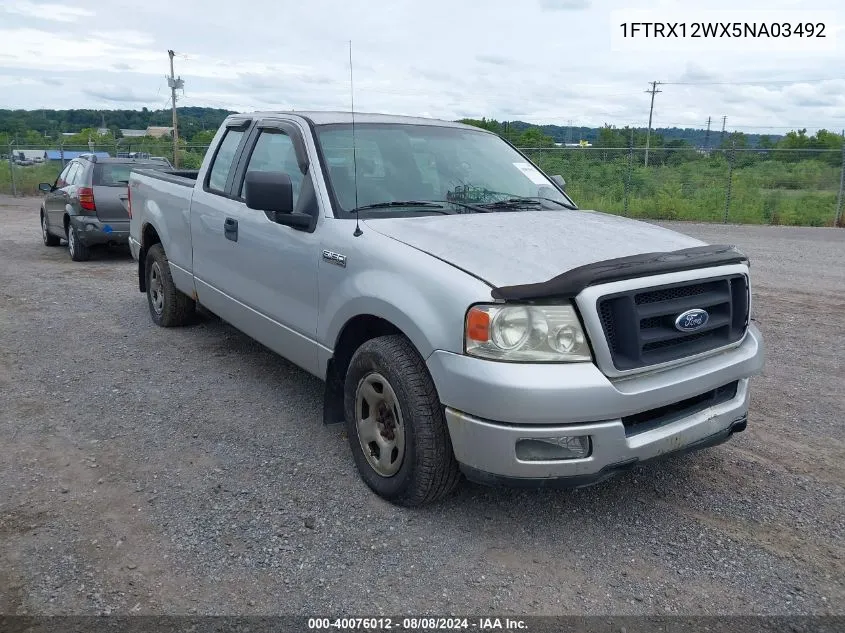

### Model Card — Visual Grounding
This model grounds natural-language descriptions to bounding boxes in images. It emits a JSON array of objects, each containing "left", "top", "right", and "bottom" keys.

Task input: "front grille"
[
  {"left": 598, "top": 275, "right": 748, "bottom": 371},
  {"left": 622, "top": 381, "right": 739, "bottom": 436}
]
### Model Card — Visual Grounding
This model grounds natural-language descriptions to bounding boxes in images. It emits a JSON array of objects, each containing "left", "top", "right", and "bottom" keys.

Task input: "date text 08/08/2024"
[{"left": 307, "top": 618, "right": 527, "bottom": 630}]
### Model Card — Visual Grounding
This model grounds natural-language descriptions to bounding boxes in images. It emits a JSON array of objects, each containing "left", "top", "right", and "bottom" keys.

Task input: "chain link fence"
[
  {"left": 523, "top": 145, "right": 845, "bottom": 227},
  {"left": 4, "top": 142, "right": 844, "bottom": 227}
]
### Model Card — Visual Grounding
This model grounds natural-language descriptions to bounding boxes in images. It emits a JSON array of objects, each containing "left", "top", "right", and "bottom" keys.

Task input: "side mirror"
[
  {"left": 551, "top": 174, "right": 566, "bottom": 189},
  {"left": 244, "top": 170, "right": 312, "bottom": 231},
  {"left": 245, "top": 171, "right": 293, "bottom": 214},
  {"left": 38, "top": 182, "right": 53, "bottom": 192}
]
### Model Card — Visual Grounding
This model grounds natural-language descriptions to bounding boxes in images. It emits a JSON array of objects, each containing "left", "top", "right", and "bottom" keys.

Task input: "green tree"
[{"left": 515, "top": 128, "right": 554, "bottom": 147}]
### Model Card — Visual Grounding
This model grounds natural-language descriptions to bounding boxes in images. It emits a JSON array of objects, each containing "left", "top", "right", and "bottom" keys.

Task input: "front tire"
[
  {"left": 42, "top": 212, "right": 60, "bottom": 246},
  {"left": 344, "top": 335, "right": 461, "bottom": 506},
  {"left": 145, "top": 244, "right": 195, "bottom": 327},
  {"left": 67, "top": 223, "right": 90, "bottom": 261}
]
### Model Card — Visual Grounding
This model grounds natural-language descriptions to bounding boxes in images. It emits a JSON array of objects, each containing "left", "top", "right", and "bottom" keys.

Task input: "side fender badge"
[{"left": 322, "top": 250, "right": 347, "bottom": 268}]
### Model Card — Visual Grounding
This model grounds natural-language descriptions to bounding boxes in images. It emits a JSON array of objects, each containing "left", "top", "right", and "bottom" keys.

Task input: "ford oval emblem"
[{"left": 674, "top": 308, "right": 709, "bottom": 332}]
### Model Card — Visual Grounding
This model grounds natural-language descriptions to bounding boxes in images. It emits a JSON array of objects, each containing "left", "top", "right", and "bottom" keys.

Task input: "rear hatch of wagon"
[{"left": 92, "top": 162, "right": 169, "bottom": 222}]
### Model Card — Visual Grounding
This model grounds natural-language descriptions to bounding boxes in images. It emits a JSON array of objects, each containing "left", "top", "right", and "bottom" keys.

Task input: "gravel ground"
[{"left": 1, "top": 194, "right": 843, "bottom": 616}]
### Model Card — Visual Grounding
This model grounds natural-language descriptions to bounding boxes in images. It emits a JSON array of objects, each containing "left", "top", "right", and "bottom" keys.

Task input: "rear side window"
[
  {"left": 56, "top": 163, "right": 73, "bottom": 187},
  {"left": 207, "top": 129, "right": 245, "bottom": 192},
  {"left": 94, "top": 163, "right": 167, "bottom": 186},
  {"left": 65, "top": 163, "right": 83, "bottom": 185}
]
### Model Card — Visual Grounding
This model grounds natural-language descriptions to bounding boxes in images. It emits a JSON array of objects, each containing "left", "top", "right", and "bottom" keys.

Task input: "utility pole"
[
  {"left": 834, "top": 141, "right": 845, "bottom": 227},
  {"left": 8, "top": 141, "right": 17, "bottom": 197},
  {"left": 167, "top": 50, "right": 184, "bottom": 168},
  {"left": 644, "top": 81, "right": 662, "bottom": 167},
  {"left": 720, "top": 115, "right": 727, "bottom": 146},
  {"left": 704, "top": 116, "right": 712, "bottom": 150}
]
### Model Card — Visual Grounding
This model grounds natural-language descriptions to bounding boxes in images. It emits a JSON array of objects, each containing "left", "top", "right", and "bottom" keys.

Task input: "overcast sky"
[{"left": 1, "top": 0, "right": 843, "bottom": 133}]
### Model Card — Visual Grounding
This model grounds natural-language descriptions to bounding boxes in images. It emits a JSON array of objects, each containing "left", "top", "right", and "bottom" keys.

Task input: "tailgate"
[{"left": 93, "top": 185, "right": 130, "bottom": 222}]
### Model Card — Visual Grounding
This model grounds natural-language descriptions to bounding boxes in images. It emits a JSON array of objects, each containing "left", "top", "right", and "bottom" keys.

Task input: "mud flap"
[{"left": 322, "top": 359, "right": 345, "bottom": 426}]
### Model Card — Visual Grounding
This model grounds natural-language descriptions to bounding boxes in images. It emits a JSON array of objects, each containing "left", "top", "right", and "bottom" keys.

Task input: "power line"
[{"left": 662, "top": 77, "right": 845, "bottom": 86}]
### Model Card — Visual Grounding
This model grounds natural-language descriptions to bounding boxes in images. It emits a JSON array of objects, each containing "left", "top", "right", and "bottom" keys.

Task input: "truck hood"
[{"left": 364, "top": 210, "right": 705, "bottom": 288}]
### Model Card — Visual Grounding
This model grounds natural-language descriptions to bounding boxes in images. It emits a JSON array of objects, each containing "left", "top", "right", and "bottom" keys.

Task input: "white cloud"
[
  {"left": 0, "top": 0, "right": 842, "bottom": 134},
  {"left": 539, "top": 0, "right": 591, "bottom": 10},
  {"left": 2, "top": 1, "right": 95, "bottom": 22}
]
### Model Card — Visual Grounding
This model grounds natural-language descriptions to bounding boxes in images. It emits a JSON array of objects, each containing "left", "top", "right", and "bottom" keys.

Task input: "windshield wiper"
[
  {"left": 530, "top": 196, "right": 577, "bottom": 209},
  {"left": 478, "top": 197, "right": 543, "bottom": 210},
  {"left": 351, "top": 200, "right": 450, "bottom": 213},
  {"left": 479, "top": 196, "right": 577, "bottom": 211}
]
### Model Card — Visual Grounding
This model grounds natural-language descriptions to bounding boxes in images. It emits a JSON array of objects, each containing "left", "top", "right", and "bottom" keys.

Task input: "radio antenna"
[{"left": 349, "top": 40, "right": 362, "bottom": 237}]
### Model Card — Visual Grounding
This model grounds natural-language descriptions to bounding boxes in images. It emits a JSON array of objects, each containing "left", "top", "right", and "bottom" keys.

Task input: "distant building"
[
  {"left": 119, "top": 127, "right": 174, "bottom": 138},
  {"left": 45, "top": 150, "right": 110, "bottom": 162},
  {"left": 15, "top": 149, "right": 47, "bottom": 163},
  {"left": 145, "top": 126, "right": 174, "bottom": 138}
]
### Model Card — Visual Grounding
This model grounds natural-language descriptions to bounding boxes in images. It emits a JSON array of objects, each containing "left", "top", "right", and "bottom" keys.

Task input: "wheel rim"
[
  {"left": 149, "top": 261, "right": 164, "bottom": 315},
  {"left": 355, "top": 372, "right": 406, "bottom": 477},
  {"left": 41, "top": 215, "right": 48, "bottom": 243},
  {"left": 67, "top": 227, "right": 75, "bottom": 256}
]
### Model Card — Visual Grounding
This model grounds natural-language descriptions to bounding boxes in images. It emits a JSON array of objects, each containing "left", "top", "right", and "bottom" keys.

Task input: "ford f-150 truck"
[{"left": 128, "top": 111, "right": 764, "bottom": 507}]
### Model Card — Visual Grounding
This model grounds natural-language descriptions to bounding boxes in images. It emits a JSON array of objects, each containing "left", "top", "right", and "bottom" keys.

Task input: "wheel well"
[
  {"left": 322, "top": 315, "right": 405, "bottom": 426},
  {"left": 333, "top": 315, "right": 403, "bottom": 379},
  {"left": 138, "top": 224, "right": 161, "bottom": 292},
  {"left": 142, "top": 223, "right": 161, "bottom": 251}
]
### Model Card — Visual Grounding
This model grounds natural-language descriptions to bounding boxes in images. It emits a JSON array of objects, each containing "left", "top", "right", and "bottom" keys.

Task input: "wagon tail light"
[{"left": 78, "top": 187, "right": 96, "bottom": 214}]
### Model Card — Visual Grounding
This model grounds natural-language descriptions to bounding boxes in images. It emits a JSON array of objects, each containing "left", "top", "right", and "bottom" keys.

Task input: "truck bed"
[{"left": 132, "top": 168, "right": 199, "bottom": 188}]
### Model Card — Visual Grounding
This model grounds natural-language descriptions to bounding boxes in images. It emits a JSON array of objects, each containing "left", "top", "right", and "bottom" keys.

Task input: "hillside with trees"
[{"left": 0, "top": 107, "right": 233, "bottom": 144}]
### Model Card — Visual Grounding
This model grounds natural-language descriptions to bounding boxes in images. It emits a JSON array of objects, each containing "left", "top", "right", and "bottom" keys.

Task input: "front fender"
[
  {"left": 323, "top": 276, "right": 444, "bottom": 363},
  {"left": 317, "top": 260, "right": 494, "bottom": 380}
]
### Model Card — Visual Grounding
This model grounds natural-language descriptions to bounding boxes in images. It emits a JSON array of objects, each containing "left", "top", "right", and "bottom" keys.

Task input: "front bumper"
[
  {"left": 447, "top": 378, "right": 749, "bottom": 485},
  {"left": 427, "top": 324, "right": 763, "bottom": 485},
  {"left": 69, "top": 217, "right": 129, "bottom": 246}
]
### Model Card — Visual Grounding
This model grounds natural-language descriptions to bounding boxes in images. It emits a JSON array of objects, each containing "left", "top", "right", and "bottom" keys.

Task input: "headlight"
[{"left": 465, "top": 304, "right": 591, "bottom": 362}]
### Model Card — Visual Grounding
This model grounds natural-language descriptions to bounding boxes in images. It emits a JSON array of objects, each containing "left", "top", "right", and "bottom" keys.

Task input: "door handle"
[{"left": 224, "top": 217, "right": 238, "bottom": 242}]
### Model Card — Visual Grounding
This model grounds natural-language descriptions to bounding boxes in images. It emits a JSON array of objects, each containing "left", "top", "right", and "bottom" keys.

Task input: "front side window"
[
  {"left": 239, "top": 130, "right": 304, "bottom": 206},
  {"left": 314, "top": 123, "right": 573, "bottom": 216},
  {"left": 207, "top": 129, "right": 245, "bottom": 192}
]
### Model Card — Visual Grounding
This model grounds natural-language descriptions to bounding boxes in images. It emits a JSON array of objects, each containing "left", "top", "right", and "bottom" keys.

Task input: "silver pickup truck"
[{"left": 128, "top": 111, "right": 764, "bottom": 506}]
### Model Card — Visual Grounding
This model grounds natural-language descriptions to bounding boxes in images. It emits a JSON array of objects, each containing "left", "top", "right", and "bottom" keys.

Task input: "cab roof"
[{"left": 229, "top": 111, "right": 486, "bottom": 131}]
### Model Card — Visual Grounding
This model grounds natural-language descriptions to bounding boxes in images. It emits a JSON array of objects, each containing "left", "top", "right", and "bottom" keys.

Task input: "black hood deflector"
[{"left": 491, "top": 244, "right": 748, "bottom": 301}]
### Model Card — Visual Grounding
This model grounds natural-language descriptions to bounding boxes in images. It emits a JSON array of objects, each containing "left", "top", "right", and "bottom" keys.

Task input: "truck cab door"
[{"left": 190, "top": 120, "right": 321, "bottom": 375}]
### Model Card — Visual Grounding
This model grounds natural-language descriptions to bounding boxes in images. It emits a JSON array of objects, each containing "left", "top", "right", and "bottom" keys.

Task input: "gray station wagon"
[{"left": 39, "top": 155, "right": 171, "bottom": 261}]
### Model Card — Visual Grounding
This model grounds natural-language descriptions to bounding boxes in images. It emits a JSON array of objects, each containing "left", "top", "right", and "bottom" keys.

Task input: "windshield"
[{"left": 314, "top": 123, "right": 574, "bottom": 215}]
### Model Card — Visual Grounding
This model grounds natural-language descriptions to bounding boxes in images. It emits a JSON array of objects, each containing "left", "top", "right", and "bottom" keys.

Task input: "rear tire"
[
  {"left": 41, "top": 212, "right": 60, "bottom": 246},
  {"left": 67, "top": 223, "right": 90, "bottom": 261},
  {"left": 145, "top": 244, "right": 195, "bottom": 327},
  {"left": 344, "top": 335, "right": 461, "bottom": 507}
]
